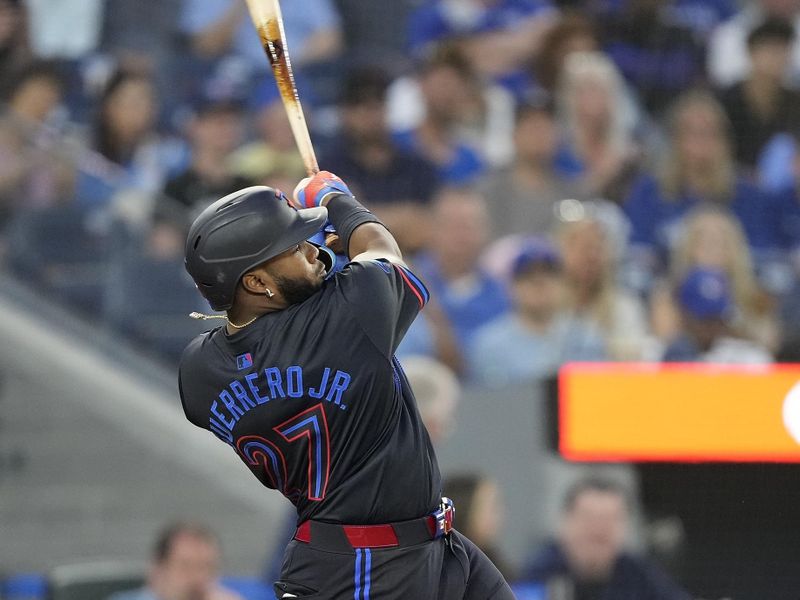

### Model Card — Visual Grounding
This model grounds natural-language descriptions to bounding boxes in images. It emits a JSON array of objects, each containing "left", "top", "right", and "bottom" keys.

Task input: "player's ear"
[{"left": 240, "top": 268, "right": 271, "bottom": 295}]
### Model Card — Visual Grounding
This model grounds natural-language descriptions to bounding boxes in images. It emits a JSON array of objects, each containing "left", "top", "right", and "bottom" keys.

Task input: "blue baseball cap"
[
  {"left": 678, "top": 267, "right": 734, "bottom": 320},
  {"left": 511, "top": 238, "right": 560, "bottom": 278}
]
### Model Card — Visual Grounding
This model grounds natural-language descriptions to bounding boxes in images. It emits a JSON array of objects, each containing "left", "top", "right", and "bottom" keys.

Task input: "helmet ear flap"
[
  {"left": 314, "top": 243, "right": 336, "bottom": 279},
  {"left": 308, "top": 229, "right": 336, "bottom": 279}
]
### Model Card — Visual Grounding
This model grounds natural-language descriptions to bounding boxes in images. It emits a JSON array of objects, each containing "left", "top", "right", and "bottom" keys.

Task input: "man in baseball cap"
[{"left": 663, "top": 267, "right": 771, "bottom": 363}]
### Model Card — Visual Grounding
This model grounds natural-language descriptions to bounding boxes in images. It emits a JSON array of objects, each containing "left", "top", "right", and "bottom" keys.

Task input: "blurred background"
[{"left": 1, "top": 0, "right": 800, "bottom": 598}]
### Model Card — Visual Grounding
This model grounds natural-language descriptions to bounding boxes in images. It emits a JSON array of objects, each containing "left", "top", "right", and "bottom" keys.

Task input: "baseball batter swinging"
[{"left": 179, "top": 171, "right": 514, "bottom": 599}]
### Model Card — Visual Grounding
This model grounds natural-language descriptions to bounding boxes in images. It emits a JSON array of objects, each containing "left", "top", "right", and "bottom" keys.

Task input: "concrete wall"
[{"left": 0, "top": 277, "right": 289, "bottom": 576}]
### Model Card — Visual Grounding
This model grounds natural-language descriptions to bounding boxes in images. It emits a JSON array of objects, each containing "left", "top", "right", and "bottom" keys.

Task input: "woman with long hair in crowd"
[
  {"left": 532, "top": 12, "right": 598, "bottom": 96},
  {"left": 91, "top": 69, "right": 185, "bottom": 198},
  {"left": 650, "top": 206, "right": 780, "bottom": 354},
  {"left": 556, "top": 203, "right": 651, "bottom": 360},
  {"left": 624, "top": 90, "right": 780, "bottom": 290},
  {"left": 555, "top": 51, "right": 641, "bottom": 202}
]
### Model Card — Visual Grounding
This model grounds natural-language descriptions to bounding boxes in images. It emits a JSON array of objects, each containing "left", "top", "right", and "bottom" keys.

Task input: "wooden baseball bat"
[{"left": 243, "top": 0, "right": 319, "bottom": 176}]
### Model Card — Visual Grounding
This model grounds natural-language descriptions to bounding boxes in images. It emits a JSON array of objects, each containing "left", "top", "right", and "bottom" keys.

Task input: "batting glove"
[{"left": 294, "top": 171, "right": 353, "bottom": 208}]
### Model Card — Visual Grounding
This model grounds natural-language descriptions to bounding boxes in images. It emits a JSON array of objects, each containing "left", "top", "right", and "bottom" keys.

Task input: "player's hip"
[
  {"left": 275, "top": 534, "right": 451, "bottom": 599},
  {"left": 274, "top": 530, "right": 514, "bottom": 600}
]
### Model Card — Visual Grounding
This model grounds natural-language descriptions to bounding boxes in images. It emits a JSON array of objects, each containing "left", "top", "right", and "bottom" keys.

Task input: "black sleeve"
[
  {"left": 177, "top": 336, "right": 206, "bottom": 428},
  {"left": 334, "top": 259, "right": 429, "bottom": 357}
]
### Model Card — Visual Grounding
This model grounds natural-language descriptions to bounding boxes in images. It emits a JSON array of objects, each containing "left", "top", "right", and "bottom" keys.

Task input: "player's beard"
[{"left": 273, "top": 273, "right": 323, "bottom": 305}]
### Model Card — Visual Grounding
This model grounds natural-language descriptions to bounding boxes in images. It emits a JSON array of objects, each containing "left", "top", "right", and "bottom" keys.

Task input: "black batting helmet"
[{"left": 185, "top": 186, "right": 328, "bottom": 311}]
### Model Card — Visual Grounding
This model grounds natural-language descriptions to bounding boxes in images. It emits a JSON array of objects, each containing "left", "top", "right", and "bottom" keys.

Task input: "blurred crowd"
[
  {"left": 2, "top": 0, "right": 800, "bottom": 376},
  {"left": 0, "top": 0, "right": 798, "bottom": 378},
  {"left": 6, "top": 1, "right": 800, "bottom": 597}
]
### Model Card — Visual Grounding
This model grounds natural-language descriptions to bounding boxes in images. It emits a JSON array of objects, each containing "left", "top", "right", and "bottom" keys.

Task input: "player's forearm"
[
  {"left": 323, "top": 193, "right": 403, "bottom": 262},
  {"left": 346, "top": 222, "right": 403, "bottom": 262}
]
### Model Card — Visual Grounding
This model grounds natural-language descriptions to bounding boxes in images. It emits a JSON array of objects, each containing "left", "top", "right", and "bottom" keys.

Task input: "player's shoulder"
[
  {"left": 330, "top": 258, "right": 430, "bottom": 310},
  {"left": 179, "top": 328, "right": 221, "bottom": 374},
  {"left": 334, "top": 258, "right": 419, "bottom": 288}
]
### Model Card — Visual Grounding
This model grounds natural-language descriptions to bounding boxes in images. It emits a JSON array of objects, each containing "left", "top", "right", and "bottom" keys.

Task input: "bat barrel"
[{"left": 245, "top": 0, "right": 319, "bottom": 176}]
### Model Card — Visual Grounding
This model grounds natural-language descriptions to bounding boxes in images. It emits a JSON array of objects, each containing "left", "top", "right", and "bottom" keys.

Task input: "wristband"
[{"left": 325, "top": 193, "right": 385, "bottom": 257}]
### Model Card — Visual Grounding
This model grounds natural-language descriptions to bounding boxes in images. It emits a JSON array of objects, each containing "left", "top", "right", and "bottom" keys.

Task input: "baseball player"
[{"left": 179, "top": 171, "right": 514, "bottom": 599}]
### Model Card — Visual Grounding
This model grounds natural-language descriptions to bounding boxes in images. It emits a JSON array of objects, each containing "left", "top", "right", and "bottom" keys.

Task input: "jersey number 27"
[{"left": 236, "top": 403, "right": 331, "bottom": 502}]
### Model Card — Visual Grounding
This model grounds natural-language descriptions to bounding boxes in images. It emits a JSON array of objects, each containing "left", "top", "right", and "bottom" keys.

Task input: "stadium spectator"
[
  {"left": 324, "top": 68, "right": 439, "bottom": 254},
  {"left": 393, "top": 49, "right": 485, "bottom": 185},
  {"left": 0, "top": 0, "right": 30, "bottom": 81},
  {"left": 522, "top": 478, "right": 691, "bottom": 600},
  {"left": 0, "top": 62, "right": 73, "bottom": 226},
  {"left": 708, "top": 0, "right": 800, "bottom": 88},
  {"left": 228, "top": 82, "right": 306, "bottom": 192},
  {"left": 599, "top": 0, "right": 706, "bottom": 115},
  {"left": 651, "top": 207, "right": 781, "bottom": 355},
  {"left": 387, "top": 46, "right": 517, "bottom": 168},
  {"left": 108, "top": 522, "right": 243, "bottom": 600},
  {"left": 719, "top": 18, "right": 800, "bottom": 170},
  {"left": 556, "top": 205, "right": 650, "bottom": 360},
  {"left": 90, "top": 70, "right": 186, "bottom": 197},
  {"left": 555, "top": 51, "right": 641, "bottom": 203},
  {"left": 662, "top": 267, "right": 773, "bottom": 363},
  {"left": 415, "top": 187, "right": 511, "bottom": 350},
  {"left": 530, "top": 12, "right": 599, "bottom": 96},
  {"left": 481, "top": 99, "right": 581, "bottom": 239},
  {"left": 162, "top": 96, "right": 252, "bottom": 217},
  {"left": 443, "top": 473, "right": 513, "bottom": 580},
  {"left": 624, "top": 90, "right": 780, "bottom": 288},
  {"left": 467, "top": 238, "right": 605, "bottom": 387},
  {"left": 400, "top": 356, "right": 461, "bottom": 446},
  {"left": 407, "top": 0, "right": 556, "bottom": 93}
]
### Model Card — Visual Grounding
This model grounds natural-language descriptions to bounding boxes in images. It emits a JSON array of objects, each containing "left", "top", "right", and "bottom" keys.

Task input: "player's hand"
[{"left": 293, "top": 171, "right": 353, "bottom": 208}]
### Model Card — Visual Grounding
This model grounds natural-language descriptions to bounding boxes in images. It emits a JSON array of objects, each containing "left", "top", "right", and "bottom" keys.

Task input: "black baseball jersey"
[{"left": 179, "top": 259, "right": 441, "bottom": 525}]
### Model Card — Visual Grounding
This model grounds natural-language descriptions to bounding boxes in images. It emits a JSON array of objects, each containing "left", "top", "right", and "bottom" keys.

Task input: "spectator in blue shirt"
[
  {"left": 467, "top": 238, "right": 605, "bottom": 387},
  {"left": 624, "top": 90, "right": 782, "bottom": 288},
  {"left": 415, "top": 187, "right": 511, "bottom": 350},
  {"left": 522, "top": 478, "right": 692, "bottom": 600},
  {"left": 393, "top": 49, "right": 485, "bottom": 185}
]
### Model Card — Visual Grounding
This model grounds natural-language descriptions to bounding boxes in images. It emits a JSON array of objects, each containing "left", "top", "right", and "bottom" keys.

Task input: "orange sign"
[{"left": 559, "top": 363, "right": 800, "bottom": 463}]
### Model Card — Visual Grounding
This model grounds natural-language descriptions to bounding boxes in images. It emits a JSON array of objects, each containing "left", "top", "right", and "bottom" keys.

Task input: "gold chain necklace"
[{"left": 189, "top": 312, "right": 258, "bottom": 329}]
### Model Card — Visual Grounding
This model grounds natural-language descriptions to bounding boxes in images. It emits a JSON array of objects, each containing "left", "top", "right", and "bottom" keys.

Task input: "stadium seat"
[{"left": 46, "top": 561, "right": 145, "bottom": 600}]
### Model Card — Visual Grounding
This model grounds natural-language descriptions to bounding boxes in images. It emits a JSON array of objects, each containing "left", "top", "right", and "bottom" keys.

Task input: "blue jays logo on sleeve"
[{"left": 236, "top": 353, "right": 254, "bottom": 371}]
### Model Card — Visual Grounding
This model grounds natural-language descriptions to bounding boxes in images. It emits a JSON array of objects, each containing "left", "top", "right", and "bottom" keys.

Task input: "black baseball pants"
[{"left": 273, "top": 529, "right": 516, "bottom": 599}]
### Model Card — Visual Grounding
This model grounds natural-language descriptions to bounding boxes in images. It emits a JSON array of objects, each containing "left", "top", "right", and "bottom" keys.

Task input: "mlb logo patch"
[{"left": 236, "top": 353, "right": 253, "bottom": 371}]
